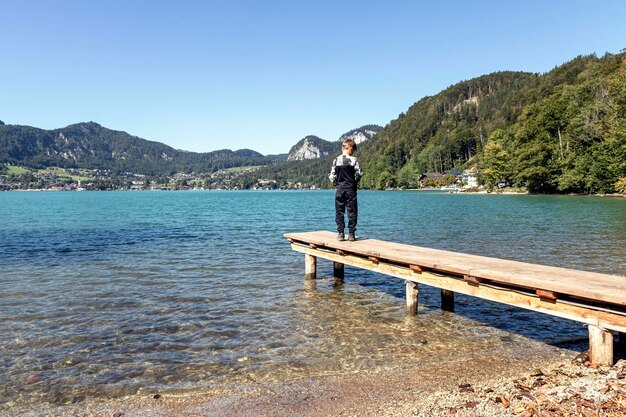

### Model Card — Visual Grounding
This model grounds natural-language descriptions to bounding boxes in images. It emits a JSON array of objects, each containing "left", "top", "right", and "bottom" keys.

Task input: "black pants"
[{"left": 335, "top": 189, "right": 357, "bottom": 234}]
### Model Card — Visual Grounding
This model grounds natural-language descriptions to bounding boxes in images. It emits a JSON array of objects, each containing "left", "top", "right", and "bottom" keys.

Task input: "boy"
[{"left": 329, "top": 138, "right": 363, "bottom": 241}]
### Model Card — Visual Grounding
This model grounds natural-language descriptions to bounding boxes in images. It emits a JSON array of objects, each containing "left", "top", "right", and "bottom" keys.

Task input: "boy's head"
[{"left": 342, "top": 138, "right": 357, "bottom": 155}]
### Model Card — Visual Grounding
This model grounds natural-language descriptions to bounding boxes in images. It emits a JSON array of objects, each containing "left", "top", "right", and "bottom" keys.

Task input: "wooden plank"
[
  {"left": 289, "top": 244, "right": 626, "bottom": 333},
  {"left": 285, "top": 231, "right": 626, "bottom": 307},
  {"left": 589, "top": 325, "right": 613, "bottom": 366},
  {"left": 469, "top": 265, "right": 626, "bottom": 305}
]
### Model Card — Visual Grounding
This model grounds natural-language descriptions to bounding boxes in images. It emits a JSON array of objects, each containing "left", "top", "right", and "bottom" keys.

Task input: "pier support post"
[
  {"left": 333, "top": 261, "right": 344, "bottom": 281},
  {"left": 441, "top": 289, "right": 455, "bottom": 312},
  {"left": 305, "top": 254, "right": 317, "bottom": 280},
  {"left": 589, "top": 325, "right": 613, "bottom": 366},
  {"left": 617, "top": 332, "right": 626, "bottom": 358},
  {"left": 406, "top": 281, "right": 419, "bottom": 315}
]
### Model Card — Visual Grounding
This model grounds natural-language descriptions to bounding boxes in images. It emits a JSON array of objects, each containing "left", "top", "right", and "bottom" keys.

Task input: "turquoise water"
[{"left": 1, "top": 190, "right": 625, "bottom": 407}]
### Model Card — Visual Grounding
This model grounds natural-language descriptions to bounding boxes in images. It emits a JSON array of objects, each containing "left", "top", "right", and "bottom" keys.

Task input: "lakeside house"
[
  {"left": 462, "top": 168, "right": 479, "bottom": 188},
  {"left": 418, "top": 172, "right": 445, "bottom": 187}
]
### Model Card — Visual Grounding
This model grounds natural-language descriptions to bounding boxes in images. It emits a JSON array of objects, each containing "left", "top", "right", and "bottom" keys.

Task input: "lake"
[{"left": 1, "top": 190, "right": 625, "bottom": 407}]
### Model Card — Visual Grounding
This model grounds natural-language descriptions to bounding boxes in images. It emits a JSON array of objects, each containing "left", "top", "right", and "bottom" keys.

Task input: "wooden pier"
[{"left": 285, "top": 231, "right": 626, "bottom": 366}]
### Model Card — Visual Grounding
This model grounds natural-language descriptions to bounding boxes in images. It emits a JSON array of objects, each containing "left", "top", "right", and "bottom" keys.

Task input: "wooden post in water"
[
  {"left": 305, "top": 254, "right": 317, "bottom": 280},
  {"left": 441, "top": 289, "right": 455, "bottom": 312},
  {"left": 617, "top": 332, "right": 626, "bottom": 357},
  {"left": 406, "top": 281, "right": 419, "bottom": 315},
  {"left": 333, "top": 261, "right": 344, "bottom": 281},
  {"left": 589, "top": 325, "right": 613, "bottom": 366}
]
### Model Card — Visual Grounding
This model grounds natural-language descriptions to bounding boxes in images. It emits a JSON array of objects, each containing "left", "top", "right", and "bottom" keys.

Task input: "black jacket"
[{"left": 329, "top": 154, "right": 363, "bottom": 191}]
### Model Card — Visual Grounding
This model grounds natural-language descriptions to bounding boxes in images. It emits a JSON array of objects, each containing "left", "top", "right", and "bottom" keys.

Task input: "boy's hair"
[{"left": 342, "top": 138, "right": 357, "bottom": 152}]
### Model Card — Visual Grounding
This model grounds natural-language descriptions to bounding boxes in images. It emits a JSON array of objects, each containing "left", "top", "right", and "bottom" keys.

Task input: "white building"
[{"left": 462, "top": 168, "right": 479, "bottom": 188}]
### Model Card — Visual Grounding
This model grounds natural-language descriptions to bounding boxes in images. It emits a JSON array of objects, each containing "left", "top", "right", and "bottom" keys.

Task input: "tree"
[
  {"left": 615, "top": 177, "right": 626, "bottom": 194},
  {"left": 512, "top": 138, "right": 559, "bottom": 193},
  {"left": 396, "top": 159, "right": 421, "bottom": 188},
  {"left": 480, "top": 141, "right": 510, "bottom": 188}
]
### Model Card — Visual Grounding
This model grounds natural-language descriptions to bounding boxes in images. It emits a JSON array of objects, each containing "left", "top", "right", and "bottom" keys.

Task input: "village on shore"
[{"left": 0, "top": 164, "right": 506, "bottom": 193}]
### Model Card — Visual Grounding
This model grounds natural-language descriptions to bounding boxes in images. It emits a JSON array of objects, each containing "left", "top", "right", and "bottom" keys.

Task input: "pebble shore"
[{"left": 6, "top": 342, "right": 625, "bottom": 417}]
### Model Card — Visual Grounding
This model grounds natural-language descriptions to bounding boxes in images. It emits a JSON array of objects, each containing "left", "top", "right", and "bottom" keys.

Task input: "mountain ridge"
[
  {"left": 287, "top": 125, "right": 382, "bottom": 161},
  {"left": 0, "top": 121, "right": 277, "bottom": 175}
]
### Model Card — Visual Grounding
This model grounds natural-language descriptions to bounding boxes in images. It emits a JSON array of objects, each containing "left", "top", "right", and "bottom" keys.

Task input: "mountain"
[
  {"left": 0, "top": 121, "right": 277, "bottom": 175},
  {"left": 287, "top": 135, "right": 337, "bottom": 161},
  {"left": 357, "top": 70, "right": 539, "bottom": 188},
  {"left": 338, "top": 125, "right": 382, "bottom": 144},
  {"left": 287, "top": 125, "right": 383, "bottom": 161},
  {"left": 357, "top": 52, "right": 626, "bottom": 193}
]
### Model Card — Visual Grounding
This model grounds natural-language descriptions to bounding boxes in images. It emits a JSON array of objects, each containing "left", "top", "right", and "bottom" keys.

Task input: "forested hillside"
[
  {"left": 358, "top": 52, "right": 626, "bottom": 193},
  {"left": 482, "top": 53, "right": 626, "bottom": 193},
  {"left": 358, "top": 71, "right": 538, "bottom": 188}
]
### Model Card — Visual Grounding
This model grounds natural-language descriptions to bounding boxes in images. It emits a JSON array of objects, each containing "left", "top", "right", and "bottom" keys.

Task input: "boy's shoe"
[
  {"left": 348, "top": 233, "right": 356, "bottom": 242},
  {"left": 337, "top": 233, "right": 345, "bottom": 241}
]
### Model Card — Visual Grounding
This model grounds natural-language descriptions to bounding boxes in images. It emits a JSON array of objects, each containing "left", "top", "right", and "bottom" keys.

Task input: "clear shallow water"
[{"left": 0, "top": 190, "right": 625, "bottom": 406}]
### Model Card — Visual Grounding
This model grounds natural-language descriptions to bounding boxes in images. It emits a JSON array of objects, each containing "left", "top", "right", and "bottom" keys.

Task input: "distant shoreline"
[
  {"left": 0, "top": 188, "right": 626, "bottom": 198},
  {"left": 386, "top": 188, "right": 626, "bottom": 198},
  {"left": 2, "top": 188, "right": 626, "bottom": 198}
]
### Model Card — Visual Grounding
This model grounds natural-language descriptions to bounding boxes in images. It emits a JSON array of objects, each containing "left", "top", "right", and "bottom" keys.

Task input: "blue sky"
[{"left": 1, "top": 1, "right": 625, "bottom": 155}]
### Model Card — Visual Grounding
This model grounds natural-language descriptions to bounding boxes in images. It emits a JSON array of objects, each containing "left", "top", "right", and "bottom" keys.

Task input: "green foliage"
[
  {"left": 239, "top": 156, "right": 333, "bottom": 189},
  {"left": 615, "top": 177, "right": 626, "bottom": 194},
  {"left": 480, "top": 140, "right": 510, "bottom": 188},
  {"left": 6, "top": 165, "right": 31, "bottom": 176},
  {"left": 355, "top": 71, "right": 540, "bottom": 189},
  {"left": 396, "top": 160, "right": 421, "bottom": 188},
  {"left": 506, "top": 53, "right": 626, "bottom": 193}
]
